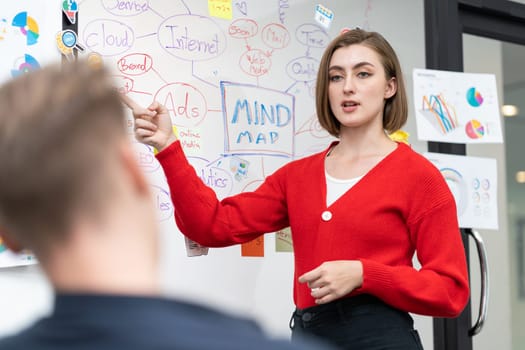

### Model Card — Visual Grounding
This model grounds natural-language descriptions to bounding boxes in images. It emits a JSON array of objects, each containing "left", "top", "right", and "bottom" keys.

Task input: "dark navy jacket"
[{"left": 0, "top": 294, "right": 332, "bottom": 350}]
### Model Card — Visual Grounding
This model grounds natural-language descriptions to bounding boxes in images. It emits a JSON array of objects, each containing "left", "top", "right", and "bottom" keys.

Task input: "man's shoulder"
[
  {"left": 0, "top": 298, "right": 334, "bottom": 350},
  {"left": 0, "top": 331, "right": 40, "bottom": 350},
  {"left": 164, "top": 300, "right": 333, "bottom": 349}
]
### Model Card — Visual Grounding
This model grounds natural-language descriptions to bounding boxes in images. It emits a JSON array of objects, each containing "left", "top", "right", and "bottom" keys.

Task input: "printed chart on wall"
[
  {"left": 0, "top": 0, "right": 61, "bottom": 268},
  {"left": 0, "top": 1, "right": 61, "bottom": 84},
  {"left": 424, "top": 152, "right": 499, "bottom": 230},
  {"left": 0, "top": 238, "right": 37, "bottom": 268},
  {"left": 413, "top": 68, "right": 503, "bottom": 143},
  {"left": 78, "top": 0, "right": 383, "bottom": 257}
]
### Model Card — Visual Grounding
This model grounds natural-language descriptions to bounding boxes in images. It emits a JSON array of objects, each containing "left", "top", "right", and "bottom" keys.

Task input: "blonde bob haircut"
[{"left": 316, "top": 28, "right": 408, "bottom": 137}]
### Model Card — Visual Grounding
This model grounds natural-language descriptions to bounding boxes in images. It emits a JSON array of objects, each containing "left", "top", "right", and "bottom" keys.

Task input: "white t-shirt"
[{"left": 325, "top": 172, "right": 363, "bottom": 207}]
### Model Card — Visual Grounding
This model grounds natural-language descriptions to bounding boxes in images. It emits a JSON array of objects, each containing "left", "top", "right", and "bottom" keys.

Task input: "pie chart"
[
  {"left": 465, "top": 119, "right": 485, "bottom": 139},
  {"left": 466, "top": 87, "right": 483, "bottom": 107},
  {"left": 440, "top": 168, "right": 468, "bottom": 216},
  {"left": 0, "top": 18, "right": 8, "bottom": 41},
  {"left": 11, "top": 54, "right": 40, "bottom": 77},
  {"left": 12, "top": 11, "right": 39, "bottom": 46}
]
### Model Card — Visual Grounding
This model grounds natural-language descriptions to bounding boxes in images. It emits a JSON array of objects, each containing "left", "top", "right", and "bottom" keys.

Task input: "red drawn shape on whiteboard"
[
  {"left": 261, "top": 23, "right": 290, "bottom": 49},
  {"left": 112, "top": 75, "right": 134, "bottom": 94},
  {"left": 228, "top": 18, "right": 258, "bottom": 39},
  {"left": 117, "top": 53, "right": 153, "bottom": 76},
  {"left": 155, "top": 83, "right": 208, "bottom": 127},
  {"left": 239, "top": 49, "right": 271, "bottom": 77}
]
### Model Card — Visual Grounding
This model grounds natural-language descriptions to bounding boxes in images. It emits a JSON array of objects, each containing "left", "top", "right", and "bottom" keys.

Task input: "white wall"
[{"left": 0, "top": 266, "right": 51, "bottom": 337}]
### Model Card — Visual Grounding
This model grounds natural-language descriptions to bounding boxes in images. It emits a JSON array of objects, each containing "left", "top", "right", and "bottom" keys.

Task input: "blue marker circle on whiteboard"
[{"left": 61, "top": 29, "right": 77, "bottom": 48}]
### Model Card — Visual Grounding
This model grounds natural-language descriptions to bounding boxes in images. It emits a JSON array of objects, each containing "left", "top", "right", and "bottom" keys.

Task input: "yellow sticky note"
[{"left": 208, "top": 0, "right": 232, "bottom": 20}]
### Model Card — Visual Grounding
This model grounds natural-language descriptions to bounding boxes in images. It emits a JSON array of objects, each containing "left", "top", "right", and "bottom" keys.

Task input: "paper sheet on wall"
[
  {"left": 0, "top": 1, "right": 61, "bottom": 84},
  {"left": 424, "top": 152, "right": 499, "bottom": 230},
  {"left": 413, "top": 68, "right": 503, "bottom": 143},
  {"left": 0, "top": 238, "right": 37, "bottom": 268},
  {"left": 0, "top": 1, "right": 60, "bottom": 268}
]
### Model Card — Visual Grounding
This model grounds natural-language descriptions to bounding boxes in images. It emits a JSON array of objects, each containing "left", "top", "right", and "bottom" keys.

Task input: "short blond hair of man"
[{"left": 0, "top": 61, "right": 127, "bottom": 260}]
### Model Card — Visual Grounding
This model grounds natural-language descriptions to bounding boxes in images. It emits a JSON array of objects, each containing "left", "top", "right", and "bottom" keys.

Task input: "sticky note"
[
  {"left": 185, "top": 236, "right": 209, "bottom": 257},
  {"left": 208, "top": 0, "right": 233, "bottom": 20},
  {"left": 275, "top": 227, "right": 293, "bottom": 252},
  {"left": 314, "top": 4, "right": 334, "bottom": 29},
  {"left": 241, "top": 236, "right": 264, "bottom": 257}
]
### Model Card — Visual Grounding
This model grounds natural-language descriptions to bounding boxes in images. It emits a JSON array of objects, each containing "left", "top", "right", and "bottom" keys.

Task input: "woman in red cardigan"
[{"left": 131, "top": 28, "right": 469, "bottom": 349}]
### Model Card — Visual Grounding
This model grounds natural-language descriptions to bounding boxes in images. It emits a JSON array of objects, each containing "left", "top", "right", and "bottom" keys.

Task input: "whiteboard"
[{"left": 73, "top": 0, "right": 429, "bottom": 337}]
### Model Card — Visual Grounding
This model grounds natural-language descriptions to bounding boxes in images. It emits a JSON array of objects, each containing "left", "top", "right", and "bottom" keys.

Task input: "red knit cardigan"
[{"left": 157, "top": 141, "right": 469, "bottom": 316}]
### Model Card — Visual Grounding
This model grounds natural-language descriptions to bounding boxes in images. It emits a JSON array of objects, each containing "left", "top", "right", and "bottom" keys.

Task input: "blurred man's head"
[{"left": 0, "top": 62, "right": 158, "bottom": 275}]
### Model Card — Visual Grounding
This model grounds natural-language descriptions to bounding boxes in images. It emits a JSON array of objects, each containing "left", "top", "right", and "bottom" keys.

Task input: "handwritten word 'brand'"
[{"left": 117, "top": 53, "right": 152, "bottom": 75}]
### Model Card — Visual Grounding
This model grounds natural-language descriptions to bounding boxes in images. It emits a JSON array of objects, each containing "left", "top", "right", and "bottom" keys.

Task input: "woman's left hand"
[{"left": 298, "top": 260, "right": 363, "bottom": 305}]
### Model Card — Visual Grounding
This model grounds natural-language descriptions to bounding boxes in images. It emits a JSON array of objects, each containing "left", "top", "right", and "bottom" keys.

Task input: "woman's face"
[{"left": 327, "top": 44, "right": 396, "bottom": 132}]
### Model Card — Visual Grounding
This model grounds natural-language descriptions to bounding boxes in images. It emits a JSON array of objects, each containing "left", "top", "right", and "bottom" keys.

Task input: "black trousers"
[{"left": 290, "top": 295, "right": 424, "bottom": 350}]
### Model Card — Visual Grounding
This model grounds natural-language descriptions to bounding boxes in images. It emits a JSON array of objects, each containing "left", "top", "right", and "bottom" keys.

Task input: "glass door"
[{"left": 425, "top": 1, "right": 525, "bottom": 349}]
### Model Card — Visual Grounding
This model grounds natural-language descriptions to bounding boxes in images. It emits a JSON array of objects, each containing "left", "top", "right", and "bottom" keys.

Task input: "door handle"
[{"left": 467, "top": 229, "right": 489, "bottom": 336}]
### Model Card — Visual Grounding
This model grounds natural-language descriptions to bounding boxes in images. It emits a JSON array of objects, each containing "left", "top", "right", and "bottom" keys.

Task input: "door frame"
[{"left": 424, "top": 1, "right": 525, "bottom": 349}]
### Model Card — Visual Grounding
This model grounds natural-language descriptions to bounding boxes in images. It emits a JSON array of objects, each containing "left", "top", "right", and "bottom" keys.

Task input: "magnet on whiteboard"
[{"left": 314, "top": 4, "right": 334, "bottom": 30}]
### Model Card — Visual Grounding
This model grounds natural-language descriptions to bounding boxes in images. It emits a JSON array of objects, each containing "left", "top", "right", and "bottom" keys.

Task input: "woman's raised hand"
[{"left": 122, "top": 94, "right": 177, "bottom": 151}]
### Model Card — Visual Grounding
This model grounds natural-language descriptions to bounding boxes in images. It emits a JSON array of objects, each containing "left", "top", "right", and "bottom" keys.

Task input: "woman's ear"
[{"left": 384, "top": 77, "right": 397, "bottom": 99}]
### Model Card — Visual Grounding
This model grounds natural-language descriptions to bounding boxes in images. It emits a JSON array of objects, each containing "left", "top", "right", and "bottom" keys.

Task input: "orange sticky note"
[
  {"left": 208, "top": 0, "right": 232, "bottom": 20},
  {"left": 241, "top": 236, "right": 264, "bottom": 257}
]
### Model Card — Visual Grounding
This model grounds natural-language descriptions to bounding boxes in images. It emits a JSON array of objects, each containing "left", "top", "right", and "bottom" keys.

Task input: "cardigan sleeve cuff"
[
  {"left": 359, "top": 259, "right": 395, "bottom": 295},
  {"left": 155, "top": 140, "right": 194, "bottom": 178}
]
